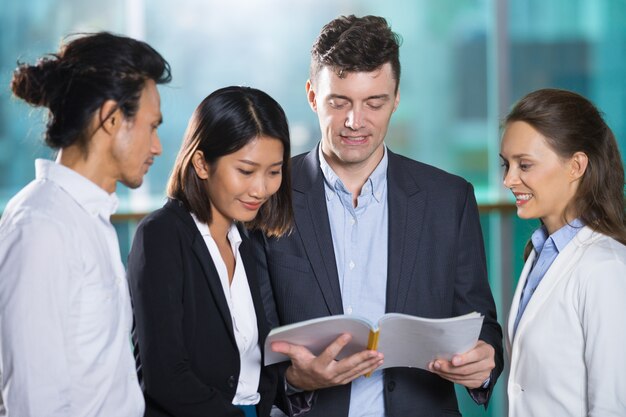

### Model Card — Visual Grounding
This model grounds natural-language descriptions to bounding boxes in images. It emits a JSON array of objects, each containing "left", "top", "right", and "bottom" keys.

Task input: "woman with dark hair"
[
  {"left": 0, "top": 32, "right": 170, "bottom": 417},
  {"left": 128, "top": 86, "right": 293, "bottom": 417},
  {"left": 500, "top": 88, "right": 626, "bottom": 416}
]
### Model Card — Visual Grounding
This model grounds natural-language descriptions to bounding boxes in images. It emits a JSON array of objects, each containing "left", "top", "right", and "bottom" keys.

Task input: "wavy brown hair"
[
  {"left": 310, "top": 15, "right": 401, "bottom": 92},
  {"left": 504, "top": 88, "right": 626, "bottom": 256}
]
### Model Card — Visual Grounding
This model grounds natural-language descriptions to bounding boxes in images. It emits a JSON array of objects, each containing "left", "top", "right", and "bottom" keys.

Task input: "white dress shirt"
[
  {"left": 0, "top": 159, "right": 144, "bottom": 417},
  {"left": 192, "top": 216, "right": 261, "bottom": 405}
]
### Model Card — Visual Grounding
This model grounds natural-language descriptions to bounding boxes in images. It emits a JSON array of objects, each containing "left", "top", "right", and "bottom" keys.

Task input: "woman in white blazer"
[{"left": 499, "top": 88, "right": 626, "bottom": 417}]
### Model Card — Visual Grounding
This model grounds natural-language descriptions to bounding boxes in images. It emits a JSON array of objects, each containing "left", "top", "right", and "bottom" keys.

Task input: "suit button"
[
  {"left": 228, "top": 375, "right": 236, "bottom": 388},
  {"left": 386, "top": 381, "right": 396, "bottom": 392}
]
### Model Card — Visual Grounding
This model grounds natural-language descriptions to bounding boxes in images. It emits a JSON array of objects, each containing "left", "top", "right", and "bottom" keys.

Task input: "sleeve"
[
  {"left": 579, "top": 254, "right": 626, "bottom": 417},
  {"left": 247, "top": 231, "right": 315, "bottom": 416},
  {"left": 127, "top": 215, "right": 242, "bottom": 417},
  {"left": 0, "top": 217, "right": 74, "bottom": 417},
  {"left": 454, "top": 183, "right": 504, "bottom": 406}
]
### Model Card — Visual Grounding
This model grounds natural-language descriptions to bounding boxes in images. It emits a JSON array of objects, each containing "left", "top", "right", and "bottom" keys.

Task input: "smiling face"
[
  {"left": 306, "top": 63, "right": 400, "bottom": 175},
  {"left": 500, "top": 121, "right": 585, "bottom": 234},
  {"left": 198, "top": 136, "right": 284, "bottom": 232}
]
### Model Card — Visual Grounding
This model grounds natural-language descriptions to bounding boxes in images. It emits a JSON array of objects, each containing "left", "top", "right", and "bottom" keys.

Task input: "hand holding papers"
[{"left": 265, "top": 312, "right": 484, "bottom": 371}]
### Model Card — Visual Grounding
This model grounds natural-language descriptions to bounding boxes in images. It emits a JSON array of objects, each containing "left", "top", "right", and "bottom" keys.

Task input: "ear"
[
  {"left": 392, "top": 89, "right": 401, "bottom": 113},
  {"left": 569, "top": 151, "right": 588, "bottom": 181},
  {"left": 305, "top": 79, "right": 317, "bottom": 112},
  {"left": 98, "top": 100, "right": 122, "bottom": 135},
  {"left": 192, "top": 150, "right": 210, "bottom": 180}
]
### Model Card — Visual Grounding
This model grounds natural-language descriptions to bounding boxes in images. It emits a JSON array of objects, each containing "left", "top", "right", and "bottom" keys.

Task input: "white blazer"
[{"left": 507, "top": 226, "right": 626, "bottom": 417}]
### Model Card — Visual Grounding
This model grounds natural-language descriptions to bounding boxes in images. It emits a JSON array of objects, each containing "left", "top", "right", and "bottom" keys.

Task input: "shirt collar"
[
  {"left": 190, "top": 213, "right": 242, "bottom": 246},
  {"left": 318, "top": 144, "right": 388, "bottom": 203},
  {"left": 531, "top": 218, "right": 584, "bottom": 254},
  {"left": 35, "top": 159, "right": 119, "bottom": 219}
]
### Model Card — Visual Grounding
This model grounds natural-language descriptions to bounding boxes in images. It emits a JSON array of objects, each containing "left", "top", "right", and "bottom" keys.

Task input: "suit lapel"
[
  {"left": 166, "top": 199, "right": 236, "bottom": 346},
  {"left": 512, "top": 227, "right": 596, "bottom": 342},
  {"left": 292, "top": 149, "right": 343, "bottom": 315},
  {"left": 386, "top": 151, "right": 425, "bottom": 312},
  {"left": 507, "top": 251, "right": 535, "bottom": 345},
  {"left": 239, "top": 233, "right": 270, "bottom": 341}
]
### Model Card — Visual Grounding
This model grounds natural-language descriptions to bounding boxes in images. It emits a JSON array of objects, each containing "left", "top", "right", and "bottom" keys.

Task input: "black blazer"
[
  {"left": 257, "top": 148, "right": 504, "bottom": 417},
  {"left": 128, "top": 199, "right": 277, "bottom": 417}
]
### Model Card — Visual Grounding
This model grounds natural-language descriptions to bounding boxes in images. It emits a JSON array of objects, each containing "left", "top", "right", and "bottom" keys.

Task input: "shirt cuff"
[
  {"left": 283, "top": 377, "right": 315, "bottom": 416},
  {"left": 468, "top": 375, "right": 492, "bottom": 405}
]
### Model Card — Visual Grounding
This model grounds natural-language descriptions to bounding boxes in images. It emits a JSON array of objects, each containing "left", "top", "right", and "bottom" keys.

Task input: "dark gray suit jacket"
[{"left": 256, "top": 148, "right": 503, "bottom": 417}]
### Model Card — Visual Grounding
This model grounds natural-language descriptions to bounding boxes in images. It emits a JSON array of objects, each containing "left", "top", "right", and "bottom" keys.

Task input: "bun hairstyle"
[
  {"left": 10, "top": 57, "right": 59, "bottom": 108},
  {"left": 11, "top": 32, "right": 171, "bottom": 150}
]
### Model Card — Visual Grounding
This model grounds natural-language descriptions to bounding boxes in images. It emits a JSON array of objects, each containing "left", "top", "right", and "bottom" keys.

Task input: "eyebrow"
[
  {"left": 328, "top": 94, "right": 391, "bottom": 101},
  {"left": 237, "top": 159, "right": 283, "bottom": 167},
  {"left": 499, "top": 153, "right": 533, "bottom": 160}
]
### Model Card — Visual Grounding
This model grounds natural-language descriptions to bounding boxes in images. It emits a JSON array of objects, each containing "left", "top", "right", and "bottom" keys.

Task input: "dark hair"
[
  {"left": 167, "top": 86, "right": 293, "bottom": 237},
  {"left": 10, "top": 32, "right": 171, "bottom": 150},
  {"left": 310, "top": 15, "right": 401, "bottom": 92},
  {"left": 504, "top": 88, "right": 626, "bottom": 251}
]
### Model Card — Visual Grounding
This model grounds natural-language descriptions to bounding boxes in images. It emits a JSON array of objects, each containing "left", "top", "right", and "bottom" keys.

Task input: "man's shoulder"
[
  {"left": 1, "top": 179, "right": 82, "bottom": 230},
  {"left": 0, "top": 181, "right": 84, "bottom": 254},
  {"left": 290, "top": 151, "right": 312, "bottom": 170},
  {"left": 388, "top": 151, "right": 470, "bottom": 191}
]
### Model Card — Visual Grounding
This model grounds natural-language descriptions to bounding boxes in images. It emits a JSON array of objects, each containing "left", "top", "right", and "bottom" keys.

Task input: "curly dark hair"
[{"left": 310, "top": 15, "right": 401, "bottom": 92}]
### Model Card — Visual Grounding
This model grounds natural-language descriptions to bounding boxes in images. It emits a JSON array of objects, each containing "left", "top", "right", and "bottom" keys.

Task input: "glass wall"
[
  {"left": 2, "top": 0, "right": 625, "bottom": 205},
  {"left": 2, "top": 1, "right": 625, "bottom": 416}
]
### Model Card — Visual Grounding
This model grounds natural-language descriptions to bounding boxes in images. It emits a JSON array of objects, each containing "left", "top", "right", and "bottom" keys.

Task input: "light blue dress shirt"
[
  {"left": 513, "top": 218, "right": 584, "bottom": 335},
  {"left": 319, "top": 146, "right": 389, "bottom": 417}
]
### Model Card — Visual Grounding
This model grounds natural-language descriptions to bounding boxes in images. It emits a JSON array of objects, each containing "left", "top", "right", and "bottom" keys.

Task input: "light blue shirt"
[
  {"left": 513, "top": 218, "right": 584, "bottom": 334},
  {"left": 319, "top": 145, "right": 388, "bottom": 417}
]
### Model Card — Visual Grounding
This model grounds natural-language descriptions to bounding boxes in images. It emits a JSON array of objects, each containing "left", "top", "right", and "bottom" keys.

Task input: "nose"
[
  {"left": 345, "top": 106, "right": 363, "bottom": 130},
  {"left": 152, "top": 132, "right": 163, "bottom": 156},
  {"left": 502, "top": 167, "right": 518, "bottom": 189},
  {"left": 249, "top": 175, "right": 268, "bottom": 199}
]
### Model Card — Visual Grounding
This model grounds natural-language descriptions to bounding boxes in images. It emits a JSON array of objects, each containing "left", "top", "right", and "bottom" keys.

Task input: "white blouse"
[{"left": 192, "top": 216, "right": 261, "bottom": 405}]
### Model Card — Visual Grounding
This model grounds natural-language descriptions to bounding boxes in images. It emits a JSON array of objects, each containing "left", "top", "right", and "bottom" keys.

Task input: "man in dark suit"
[{"left": 258, "top": 15, "right": 503, "bottom": 416}]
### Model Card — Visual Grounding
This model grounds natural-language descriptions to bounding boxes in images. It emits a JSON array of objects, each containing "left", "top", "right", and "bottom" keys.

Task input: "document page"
[
  {"left": 264, "top": 315, "right": 373, "bottom": 365},
  {"left": 377, "top": 312, "right": 484, "bottom": 369}
]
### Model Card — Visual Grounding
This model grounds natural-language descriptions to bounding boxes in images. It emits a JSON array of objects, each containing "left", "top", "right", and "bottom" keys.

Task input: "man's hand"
[
  {"left": 271, "top": 333, "right": 384, "bottom": 391},
  {"left": 428, "top": 340, "right": 495, "bottom": 389}
]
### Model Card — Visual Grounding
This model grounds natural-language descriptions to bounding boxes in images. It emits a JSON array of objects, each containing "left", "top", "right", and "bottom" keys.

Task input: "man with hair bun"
[{"left": 0, "top": 32, "right": 171, "bottom": 417}]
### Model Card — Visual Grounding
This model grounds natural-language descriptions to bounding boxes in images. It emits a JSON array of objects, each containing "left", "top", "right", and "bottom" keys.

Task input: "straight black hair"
[{"left": 167, "top": 86, "right": 293, "bottom": 237}]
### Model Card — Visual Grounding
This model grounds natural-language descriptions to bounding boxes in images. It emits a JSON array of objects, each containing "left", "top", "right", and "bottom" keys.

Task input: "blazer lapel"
[
  {"left": 507, "top": 251, "right": 535, "bottom": 346},
  {"left": 386, "top": 151, "right": 425, "bottom": 312},
  {"left": 292, "top": 148, "right": 343, "bottom": 315},
  {"left": 166, "top": 199, "right": 236, "bottom": 346},
  {"left": 512, "top": 227, "right": 596, "bottom": 341},
  {"left": 239, "top": 233, "right": 270, "bottom": 341}
]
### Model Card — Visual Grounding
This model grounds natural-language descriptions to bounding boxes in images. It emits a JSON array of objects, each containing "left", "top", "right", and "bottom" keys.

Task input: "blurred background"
[{"left": 1, "top": 0, "right": 625, "bottom": 415}]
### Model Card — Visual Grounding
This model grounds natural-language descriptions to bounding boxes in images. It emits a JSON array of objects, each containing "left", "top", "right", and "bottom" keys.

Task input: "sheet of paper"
[{"left": 376, "top": 312, "right": 484, "bottom": 369}]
